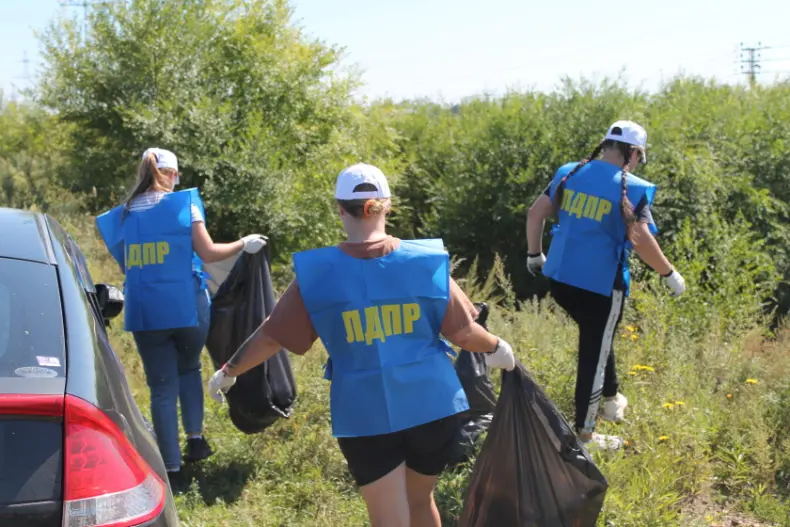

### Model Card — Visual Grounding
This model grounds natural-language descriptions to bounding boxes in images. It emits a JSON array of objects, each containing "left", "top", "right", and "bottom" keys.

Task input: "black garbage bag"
[
  {"left": 448, "top": 302, "right": 497, "bottom": 467},
  {"left": 205, "top": 245, "right": 297, "bottom": 434},
  {"left": 459, "top": 363, "right": 608, "bottom": 527}
]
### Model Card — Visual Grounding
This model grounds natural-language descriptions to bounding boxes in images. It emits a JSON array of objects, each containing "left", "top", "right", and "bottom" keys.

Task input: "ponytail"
[{"left": 122, "top": 151, "right": 174, "bottom": 219}]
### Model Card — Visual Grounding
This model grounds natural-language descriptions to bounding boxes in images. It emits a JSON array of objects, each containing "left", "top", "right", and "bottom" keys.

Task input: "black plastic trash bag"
[
  {"left": 448, "top": 303, "right": 497, "bottom": 467},
  {"left": 205, "top": 245, "right": 297, "bottom": 434},
  {"left": 459, "top": 363, "right": 608, "bottom": 527}
]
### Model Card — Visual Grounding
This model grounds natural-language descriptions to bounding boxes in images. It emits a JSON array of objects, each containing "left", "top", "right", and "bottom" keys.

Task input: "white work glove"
[
  {"left": 241, "top": 234, "right": 267, "bottom": 254},
  {"left": 526, "top": 253, "right": 546, "bottom": 276},
  {"left": 208, "top": 367, "right": 237, "bottom": 403},
  {"left": 662, "top": 269, "right": 686, "bottom": 297},
  {"left": 485, "top": 338, "right": 516, "bottom": 371}
]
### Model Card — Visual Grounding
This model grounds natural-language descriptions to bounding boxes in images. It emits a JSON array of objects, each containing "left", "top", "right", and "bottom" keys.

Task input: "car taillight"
[
  {"left": 63, "top": 395, "right": 166, "bottom": 527},
  {"left": 0, "top": 393, "right": 64, "bottom": 416}
]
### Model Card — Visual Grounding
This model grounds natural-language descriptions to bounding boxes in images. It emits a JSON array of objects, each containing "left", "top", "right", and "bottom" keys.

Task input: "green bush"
[
  {"left": 37, "top": 0, "right": 367, "bottom": 259},
  {"left": 3, "top": 0, "right": 789, "bottom": 521}
]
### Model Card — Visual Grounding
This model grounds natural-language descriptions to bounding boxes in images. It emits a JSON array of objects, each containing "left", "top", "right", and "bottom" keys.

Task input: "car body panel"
[
  {"left": 0, "top": 207, "right": 56, "bottom": 264},
  {"left": 0, "top": 209, "right": 178, "bottom": 527}
]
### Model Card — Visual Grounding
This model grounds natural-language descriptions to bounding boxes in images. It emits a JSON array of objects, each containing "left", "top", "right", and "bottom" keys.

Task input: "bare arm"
[
  {"left": 445, "top": 323, "right": 498, "bottom": 353},
  {"left": 191, "top": 221, "right": 244, "bottom": 263},
  {"left": 527, "top": 194, "right": 554, "bottom": 254},
  {"left": 441, "top": 280, "right": 501, "bottom": 353},
  {"left": 631, "top": 222, "right": 673, "bottom": 275},
  {"left": 222, "top": 281, "right": 316, "bottom": 377},
  {"left": 223, "top": 323, "right": 283, "bottom": 377}
]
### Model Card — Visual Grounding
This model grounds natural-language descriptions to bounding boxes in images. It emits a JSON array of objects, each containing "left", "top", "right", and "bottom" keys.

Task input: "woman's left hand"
[
  {"left": 241, "top": 234, "right": 268, "bottom": 254},
  {"left": 485, "top": 339, "right": 516, "bottom": 371}
]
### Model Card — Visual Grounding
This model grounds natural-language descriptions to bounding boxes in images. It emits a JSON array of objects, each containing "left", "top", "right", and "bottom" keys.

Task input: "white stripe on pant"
[{"left": 582, "top": 289, "right": 624, "bottom": 433}]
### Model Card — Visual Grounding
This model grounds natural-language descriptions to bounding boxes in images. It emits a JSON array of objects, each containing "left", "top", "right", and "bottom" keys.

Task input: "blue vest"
[
  {"left": 293, "top": 239, "right": 470, "bottom": 438},
  {"left": 96, "top": 188, "right": 207, "bottom": 332},
  {"left": 543, "top": 161, "right": 657, "bottom": 297}
]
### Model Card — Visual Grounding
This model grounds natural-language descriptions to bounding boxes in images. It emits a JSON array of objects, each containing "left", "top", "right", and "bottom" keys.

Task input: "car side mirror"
[{"left": 95, "top": 283, "right": 124, "bottom": 325}]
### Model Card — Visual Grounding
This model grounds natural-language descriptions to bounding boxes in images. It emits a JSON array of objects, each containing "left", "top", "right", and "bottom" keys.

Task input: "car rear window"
[{"left": 0, "top": 258, "right": 65, "bottom": 379}]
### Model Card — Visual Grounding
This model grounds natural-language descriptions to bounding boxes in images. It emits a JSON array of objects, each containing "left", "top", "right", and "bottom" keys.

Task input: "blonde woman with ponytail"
[
  {"left": 526, "top": 121, "right": 686, "bottom": 451},
  {"left": 208, "top": 163, "right": 516, "bottom": 527},
  {"left": 96, "top": 148, "right": 266, "bottom": 487}
]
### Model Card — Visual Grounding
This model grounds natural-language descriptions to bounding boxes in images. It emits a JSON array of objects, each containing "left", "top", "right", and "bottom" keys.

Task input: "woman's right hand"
[
  {"left": 208, "top": 366, "right": 237, "bottom": 403},
  {"left": 241, "top": 234, "right": 267, "bottom": 254},
  {"left": 526, "top": 253, "right": 546, "bottom": 276}
]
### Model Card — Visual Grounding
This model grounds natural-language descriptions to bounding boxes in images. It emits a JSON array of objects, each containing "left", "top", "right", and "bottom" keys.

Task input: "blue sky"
[{"left": 2, "top": 0, "right": 789, "bottom": 103}]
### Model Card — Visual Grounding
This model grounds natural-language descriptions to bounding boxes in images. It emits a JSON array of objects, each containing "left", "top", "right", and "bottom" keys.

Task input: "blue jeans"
[{"left": 132, "top": 282, "right": 211, "bottom": 470}]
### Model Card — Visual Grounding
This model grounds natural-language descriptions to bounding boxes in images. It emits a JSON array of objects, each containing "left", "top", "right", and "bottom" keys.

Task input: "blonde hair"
[
  {"left": 337, "top": 182, "right": 390, "bottom": 218},
  {"left": 124, "top": 151, "right": 175, "bottom": 210},
  {"left": 337, "top": 198, "right": 389, "bottom": 218}
]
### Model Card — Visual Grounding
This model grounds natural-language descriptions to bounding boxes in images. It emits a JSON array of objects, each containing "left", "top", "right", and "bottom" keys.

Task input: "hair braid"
[
  {"left": 619, "top": 153, "right": 637, "bottom": 239},
  {"left": 553, "top": 141, "right": 605, "bottom": 213}
]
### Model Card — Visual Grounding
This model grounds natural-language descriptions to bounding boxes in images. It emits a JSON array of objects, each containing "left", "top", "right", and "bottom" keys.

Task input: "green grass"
[{"left": 67, "top": 214, "right": 790, "bottom": 527}]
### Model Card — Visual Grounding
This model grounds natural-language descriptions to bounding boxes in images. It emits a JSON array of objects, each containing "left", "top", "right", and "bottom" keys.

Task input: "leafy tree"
[
  {"left": 37, "top": 0, "right": 363, "bottom": 255},
  {"left": 0, "top": 97, "right": 79, "bottom": 213}
]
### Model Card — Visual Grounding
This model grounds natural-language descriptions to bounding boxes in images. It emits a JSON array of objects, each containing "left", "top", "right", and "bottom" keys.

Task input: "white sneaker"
[
  {"left": 582, "top": 433, "right": 625, "bottom": 452},
  {"left": 602, "top": 393, "right": 628, "bottom": 422}
]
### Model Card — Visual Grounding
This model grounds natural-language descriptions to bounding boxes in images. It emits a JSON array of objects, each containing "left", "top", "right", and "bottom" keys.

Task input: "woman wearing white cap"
[
  {"left": 525, "top": 121, "right": 686, "bottom": 451},
  {"left": 207, "top": 163, "right": 516, "bottom": 527},
  {"left": 96, "top": 148, "right": 266, "bottom": 484}
]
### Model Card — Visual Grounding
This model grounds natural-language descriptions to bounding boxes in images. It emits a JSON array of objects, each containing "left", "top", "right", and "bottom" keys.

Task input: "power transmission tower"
[
  {"left": 58, "top": 0, "right": 89, "bottom": 39},
  {"left": 19, "top": 51, "right": 31, "bottom": 82},
  {"left": 740, "top": 42, "right": 766, "bottom": 86},
  {"left": 9, "top": 50, "right": 32, "bottom": 103},
  {"left": 58, "top": 0, "right": 113, "bottom": 40}
]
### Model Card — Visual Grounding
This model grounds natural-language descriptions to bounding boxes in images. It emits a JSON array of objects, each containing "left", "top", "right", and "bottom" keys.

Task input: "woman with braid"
[{"left": 525, "top": 121, "right": 686, "bottom": 451}]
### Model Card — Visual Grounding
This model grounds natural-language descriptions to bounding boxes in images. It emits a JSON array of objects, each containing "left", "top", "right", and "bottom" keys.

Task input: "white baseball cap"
[
  {"left": 335, "top": 163, "right": 391, "bottom": 200},
  {"left": 142, "top": 147, "right": 179, "bottom": 172},
  {"left": 604, "top": 121, "right": 648, "bottom": 162}
]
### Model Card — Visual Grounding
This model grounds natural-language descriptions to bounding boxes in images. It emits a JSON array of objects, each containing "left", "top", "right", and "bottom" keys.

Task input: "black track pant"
[{"left": 549, "top": 279, "right": 625, "bottom": 434}]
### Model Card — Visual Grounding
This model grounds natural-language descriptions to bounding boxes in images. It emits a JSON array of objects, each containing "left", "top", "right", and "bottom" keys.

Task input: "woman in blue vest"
[
  {"left": 525, "top": 121, "right": 686, "bottom": 451},
  {"left": 96, "top": 148, "right": 266, "bottom": 483},
  {"left": 207, "top": 163, "right": 516, "bottom": 527}
]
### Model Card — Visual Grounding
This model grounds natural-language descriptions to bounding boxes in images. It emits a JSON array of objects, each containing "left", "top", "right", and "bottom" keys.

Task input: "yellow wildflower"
[
  {"left": 630, "top": 333, "right": 639, "bottom": 341},
  {"left": 625, "top": 325, "right": 637, "bottom": 333},
  {"left": 675, "top": 401, "right": 685, "bottom": 407},
  {"left": 745, "top": 378, "right": 758, "bottom": 385},
  {"left": 658, "top": 436, "right": 669, "bottom": 442},
  {"left": 662, "top": 402, "right": 674, "bottom": 410},
  {"left": 628, "top": 371, "right": 637, "bottom": 376}
]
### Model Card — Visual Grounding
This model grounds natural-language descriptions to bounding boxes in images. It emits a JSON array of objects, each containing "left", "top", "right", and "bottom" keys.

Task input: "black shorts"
[{"left": 337, "top": 415, "right": 463, "bottom": 487}]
